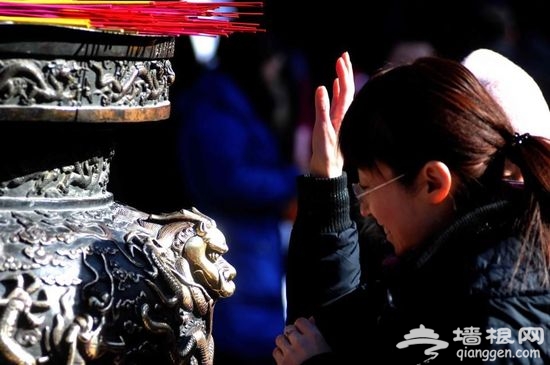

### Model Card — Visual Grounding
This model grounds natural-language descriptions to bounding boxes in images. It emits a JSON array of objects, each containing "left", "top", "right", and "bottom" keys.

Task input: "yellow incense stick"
[{"left": 0, "top": 15, "right": 91, "bottom": 27}]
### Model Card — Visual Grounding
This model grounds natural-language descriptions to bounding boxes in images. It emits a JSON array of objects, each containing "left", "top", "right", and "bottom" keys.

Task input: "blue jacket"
[{"left": 174, "top": 69, "right": 299, "bottom": 358}]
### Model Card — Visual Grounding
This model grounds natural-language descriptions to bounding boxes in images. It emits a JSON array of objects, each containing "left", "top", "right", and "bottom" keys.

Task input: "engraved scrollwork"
[
  {"left": 0, "top": 273, "right": 49, "bottom": 365},
  {"left": 0, "top": 59, "right": 82, "bottom": 106},
  {"left": 0, "top": 154, "right": 112, "bottom": 199},
  {"left": 125, "top": 207, "right": 236, "bottom": 365},
  {"left": 0, "top": 24, "right": 229, "bottom": 365},
  {"left": 0, "top": 205, "right": 238, "bottom": 364},
  {"left": 0, "top": 58, "right": 175, "bottom": 108},
  {"left": 90, "top": 59, "right": 174, "bottom": 107},
  {"left": 0, "top": 159, "right": 232, "bottom": 365}
]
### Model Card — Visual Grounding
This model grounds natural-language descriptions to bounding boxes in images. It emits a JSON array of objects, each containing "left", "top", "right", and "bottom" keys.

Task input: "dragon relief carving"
[
  {"left": 0, "top": 58, "right": 175, "bottom": 107},
  {"left": 0, "top": 59, "right": 82, "bottom": 105},
  {"left": 0, "top": 155, "right": 112, "bottom": 198},
  {"left": 0, "top": 273, "right": 49, "bottom": 365},
  {"left": 134, "top": 207, "right": 237, "bottom": 365},
  {"left": 90, "top": 59, "right": 174, "bottom": 107},
  {"left": 0, "top": 205, "right": 236, "bottom": 365}
]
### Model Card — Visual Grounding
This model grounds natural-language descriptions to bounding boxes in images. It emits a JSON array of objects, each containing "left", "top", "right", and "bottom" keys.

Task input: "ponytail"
[{"left": 503, "top": 132, "right": 550, "bottom": 286}]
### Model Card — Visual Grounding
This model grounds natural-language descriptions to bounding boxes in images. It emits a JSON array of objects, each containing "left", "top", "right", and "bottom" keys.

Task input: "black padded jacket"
[{"left": 285, "top": 173, "right": 550, "bottom": 365}]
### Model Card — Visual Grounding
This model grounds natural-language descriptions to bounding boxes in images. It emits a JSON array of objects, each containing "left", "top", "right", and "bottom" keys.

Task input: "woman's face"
[{"left": 356, "top": 163, "right": 453, "bottom": 255}]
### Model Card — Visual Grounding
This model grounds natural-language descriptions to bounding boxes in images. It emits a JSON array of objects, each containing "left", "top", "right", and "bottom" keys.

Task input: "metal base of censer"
[{"left": 0, "top": 25, "right": 236, "bottom": 365}]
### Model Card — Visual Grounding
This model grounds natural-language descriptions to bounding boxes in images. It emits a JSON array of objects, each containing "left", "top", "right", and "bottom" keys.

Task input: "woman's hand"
[
  {"left": 273, "top": 317, "right": 331, "bottom": 365},
  {"left": 309, "top": 52, "right": 355, "bottom": 178}
]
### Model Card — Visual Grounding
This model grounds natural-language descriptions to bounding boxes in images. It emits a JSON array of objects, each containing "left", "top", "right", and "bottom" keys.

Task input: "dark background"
[{"left": 109, "top": 0, "right": 550, "bottom": 214}]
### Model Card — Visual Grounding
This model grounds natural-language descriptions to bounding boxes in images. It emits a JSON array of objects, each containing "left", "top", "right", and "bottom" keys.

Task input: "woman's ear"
[{"left": 420, "top": 161, "right": 452, "bottom": 204}]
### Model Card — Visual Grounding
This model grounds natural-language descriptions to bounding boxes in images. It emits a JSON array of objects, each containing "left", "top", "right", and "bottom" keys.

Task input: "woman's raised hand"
[{"left": 309, "top": 52, "right": 355, "bottom": 178}]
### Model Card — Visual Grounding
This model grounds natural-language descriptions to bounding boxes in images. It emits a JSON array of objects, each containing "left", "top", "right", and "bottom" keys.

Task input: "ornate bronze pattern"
[
  {"left": 0, "top": 155, "right": 112, "bottom": 199},
  {"left": 0, "top": 58, "right": 175, "bottom": 122},
  {"left": 0, "top": 203, "right": 236, "bottom": 364},
  {"left": 0, "top": 24, "right": 236, "bottom": 365},
  {"left": 0, "top": 25, "right": 175, "bottom": 123}
]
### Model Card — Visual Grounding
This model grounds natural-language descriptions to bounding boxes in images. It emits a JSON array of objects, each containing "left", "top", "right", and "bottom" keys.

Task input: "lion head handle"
[{"left": 142, "top": 207, "right": 236, "bottom": 300}]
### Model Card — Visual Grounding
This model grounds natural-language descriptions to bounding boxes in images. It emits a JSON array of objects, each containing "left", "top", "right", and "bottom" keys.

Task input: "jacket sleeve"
[{"left": 285, "top": 172, "right": 361, "bottom": 324}]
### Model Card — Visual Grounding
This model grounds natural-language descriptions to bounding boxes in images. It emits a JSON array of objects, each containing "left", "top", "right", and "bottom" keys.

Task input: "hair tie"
[{"left": 509, "top": 132, "right": 530, "bottom": 148}]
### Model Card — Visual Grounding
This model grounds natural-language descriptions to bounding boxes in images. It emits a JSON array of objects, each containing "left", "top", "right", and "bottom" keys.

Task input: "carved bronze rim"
[
  {"left": 0, "top": 24, "right": 176, "bottom": 123},
  {"left": 0, "top": 103, "right": 172, "bottom": 123},
  {"left": 0, "top": 193, "right": 114, "bottom": 210}
]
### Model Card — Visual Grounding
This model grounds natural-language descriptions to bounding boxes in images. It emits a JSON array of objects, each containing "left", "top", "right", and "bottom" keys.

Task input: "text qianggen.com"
[{"left": 457, "top": 348, "right": 541, "bottom": 362}]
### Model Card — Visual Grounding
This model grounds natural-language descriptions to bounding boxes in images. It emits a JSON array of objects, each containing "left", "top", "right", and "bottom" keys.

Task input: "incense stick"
[{"left": 0, "top": 0, "right": 264, "bottom": 36}]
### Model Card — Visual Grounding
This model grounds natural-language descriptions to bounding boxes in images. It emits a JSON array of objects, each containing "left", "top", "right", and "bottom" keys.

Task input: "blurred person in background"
[{"left": 172, "top": 32, "right": 301, "bottom": 365}]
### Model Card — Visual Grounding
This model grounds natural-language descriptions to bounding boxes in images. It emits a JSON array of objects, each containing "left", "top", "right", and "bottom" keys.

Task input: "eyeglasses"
[{"left": 352, "top": 174, "right": 405, "bottom": 200}]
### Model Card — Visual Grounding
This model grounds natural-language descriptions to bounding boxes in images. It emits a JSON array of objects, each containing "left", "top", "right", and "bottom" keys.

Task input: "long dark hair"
[{"left": 339, "top": 56, "right": 550, "bottom": 285}]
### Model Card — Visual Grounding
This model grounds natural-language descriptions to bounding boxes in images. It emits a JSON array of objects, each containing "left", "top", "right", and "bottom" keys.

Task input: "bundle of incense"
[{"left": 0, "top": 0, "right": 263, "bottom": 36}]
